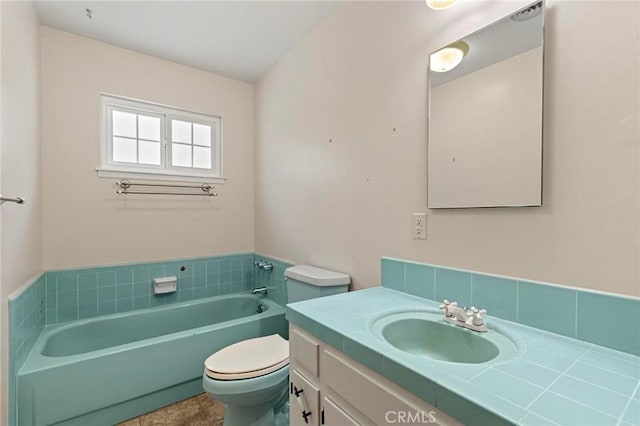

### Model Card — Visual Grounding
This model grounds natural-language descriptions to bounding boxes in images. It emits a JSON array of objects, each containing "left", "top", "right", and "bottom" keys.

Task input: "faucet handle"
[
  {"left": 439, "top": 299, "right": 457, "bottom": 310},
  {"left": 470, "top": 308, "right": 487, "bottom": 326}
]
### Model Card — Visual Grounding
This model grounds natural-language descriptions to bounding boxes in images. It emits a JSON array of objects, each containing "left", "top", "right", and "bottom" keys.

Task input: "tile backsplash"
[
  {"left": 381, "top": 257, "right": 640, "bottom": 356},
  {"left": 44, "top": 253, "right": 255, "bottom": 325},
  {"left": 8, "top": 274, "right": 45, "bottom": 426},
  {"left": 252, "top": 254, "right": 293, "bottom": 307}
]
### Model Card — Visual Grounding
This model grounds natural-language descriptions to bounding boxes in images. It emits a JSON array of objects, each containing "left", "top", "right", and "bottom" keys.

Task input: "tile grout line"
[
  {"left": 432, "top": 267, "right": 436, "bottom": 300},
  {"left": 616, "top": 380, "right": 640, "bottom": 426},
  {"left": 515, "top": 280, "right": 520, "bottom": 323},
  {"left": 574, "top": 291, "right": 578, "bottom": 338},
  {"left": 524, "top": 348, "right": 589, "bottom": 411}
]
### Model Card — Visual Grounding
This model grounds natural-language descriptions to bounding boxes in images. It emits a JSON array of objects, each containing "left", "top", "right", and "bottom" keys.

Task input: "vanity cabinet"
[{"left": 289, "top": 325, "right": 461, "bottom": 426}]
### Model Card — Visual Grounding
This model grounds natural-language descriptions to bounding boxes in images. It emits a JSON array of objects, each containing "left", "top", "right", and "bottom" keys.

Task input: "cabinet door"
[
  {"left": 290, "top": 328, "right": 319, "bottom": 376},
  {"left": 290, "top": 369, "right": 320, "bottom": 426},
  {"left": 323, "top": 396, "right": 360, "bottom": 426}
]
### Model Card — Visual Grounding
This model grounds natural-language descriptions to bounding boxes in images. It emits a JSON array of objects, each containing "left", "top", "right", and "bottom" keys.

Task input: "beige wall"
[
  {"left": 255, "top": 0, "right": 640, "bottom": 297},
  {"left": 41, "top": 27, "right": 255, "bottom": 269},
  {"left": 0, "top": 1, "right": 43, "bottom": 423}
]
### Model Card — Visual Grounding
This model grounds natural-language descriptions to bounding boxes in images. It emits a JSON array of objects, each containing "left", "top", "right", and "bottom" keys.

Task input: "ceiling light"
[
  {"left": 430, "top": 41, "right": 469, "bottom": 73},
  {"left": 426, "top": 0, "right": 457, "bottom": 10}
]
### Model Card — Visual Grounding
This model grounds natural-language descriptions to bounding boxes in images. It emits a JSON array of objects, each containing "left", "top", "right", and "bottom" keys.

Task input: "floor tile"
[{"left": 119, "top": 393, "right": 224, "bottom": 426}]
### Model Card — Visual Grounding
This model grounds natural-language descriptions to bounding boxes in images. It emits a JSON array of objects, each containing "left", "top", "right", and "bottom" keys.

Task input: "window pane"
[
  {"left": 193, "top": 146, "right": 211, "bottom": 169},
  {"left": 172, "top": 143, "right": 192, "bottom": 167},
  {"left": 193, "top": 123, "right": 211, "bottom": 147},
  {"left": 172, "top": 120, "right": 191, "bottom": 143},
  {"left": 113, "top": 137, "right": 137, "bottom": 163},
  {"left": 112, "top": 111, "right": 136, "bottom": 138},
  {"left": 138, "top": 115, "right": 161, "bottom": 141},
  {"left": 139, "top": 140, "right": 161, "bottom": 165}
]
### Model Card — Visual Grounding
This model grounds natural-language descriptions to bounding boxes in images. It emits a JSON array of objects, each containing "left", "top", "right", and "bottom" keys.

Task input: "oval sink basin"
[{"left": 371, "top": 311, "right": 518, "bottom": 364}]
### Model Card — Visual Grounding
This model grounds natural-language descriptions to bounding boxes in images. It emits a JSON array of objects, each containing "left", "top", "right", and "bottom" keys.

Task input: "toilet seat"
[{"left": 204, "top": 334, "right": 289, "bottom": 380}]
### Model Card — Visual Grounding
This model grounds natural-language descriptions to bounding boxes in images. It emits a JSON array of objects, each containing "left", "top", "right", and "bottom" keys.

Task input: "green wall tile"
[
  {"left": 577, "top": 292, "right": 639, "bottom": 356},
  {"left": 98, "top": 271, "right": 116, "bottom": 287},
  {"left": 116, "top": 267, "right": 134, "bottom": 284},
  {"left": 78, "top": 272, "right": 97, "bottom": 290},
  {"left": 472, "top": 274, "right": 517, "bottom": 321},
  {"left": 405, "top": 263, "right": 435, "bottom": 300},
  {"left": 518, "top": 280, "right": 576, "bottom": 338},
  {"left": 133, "top": 296, "right": 150, "bottom": 310},
  {"left": 79, "top": 304, "right": 97, "bottom": 319},
  {"left": 133, "top": 266, "right": 150, "bottom": 283},
  {"left": 194, "top": 275, "right": 206, "bottom": 288},
  {"left": 58, "top": 306, "right": 77, "bottom": 323},
  {"left": 57, "top": 291, "right": 77, "bottom": 309},
  {"left": 98, "top": 286, "right": 116, "bottom": 302},
  {"left": 133, "top": 282, "right": 151, "bottom": 297},
  {"left": 98, "top": 300, "right": 116, "bottom": 315},
  {"left": 56, "top": 272, "right": 78, "bottom": 292},
  {"left": 116, "top": 298, "right": 133, "bottom": 313},
  {"left": 149, "top": 266, "right": 165, "bottom": 280},
  {"left": 435, "top": 268, "right": 471, "bottom": 306},
  {"left": 79, "top": 289, "right": 97, "bottom": 305},
  {"left": 381, "top": 258, "right": 404, "bottom": 291},
  {"left": 116, "top": 284, "right": 133, "bottom": 299}
]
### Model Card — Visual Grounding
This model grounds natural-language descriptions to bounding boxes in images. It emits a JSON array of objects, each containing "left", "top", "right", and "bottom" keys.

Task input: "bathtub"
[{"left": 17, "top": 294, "right": 286, "bottom": 426}]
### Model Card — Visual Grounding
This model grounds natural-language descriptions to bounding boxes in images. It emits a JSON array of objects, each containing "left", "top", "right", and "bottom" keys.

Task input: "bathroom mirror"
[{"left": 427, "top": 1, "right": 544, "bottom": 209}]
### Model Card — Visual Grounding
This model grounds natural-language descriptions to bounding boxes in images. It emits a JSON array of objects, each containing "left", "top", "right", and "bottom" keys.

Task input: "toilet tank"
[{"left": 284, "top": 265, "right": 350, "bottom": 303}]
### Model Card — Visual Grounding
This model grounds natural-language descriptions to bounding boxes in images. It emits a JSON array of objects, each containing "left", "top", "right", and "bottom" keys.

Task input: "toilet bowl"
[
  {"left": 203, "top": 265, "right": 350, "bottom": 426},
  {"left": 203, "top": 334, "right": 290, "bottom": 426}
]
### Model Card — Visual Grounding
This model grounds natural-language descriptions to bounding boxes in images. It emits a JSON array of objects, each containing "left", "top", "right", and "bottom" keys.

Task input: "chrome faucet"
[
  {"left": 251, "top": 286, "right": 268, "bottom": 296},
  {"left": 254, "top": 260, "right": 274, "bottom": 271},
  {"left": 439, "top": 300, "right": 487, "bottom": 332}
]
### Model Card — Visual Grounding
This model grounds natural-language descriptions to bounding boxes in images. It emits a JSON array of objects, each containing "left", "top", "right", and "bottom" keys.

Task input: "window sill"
[{"left": 96, "top": 167, "right": 226, "bottom": 184}]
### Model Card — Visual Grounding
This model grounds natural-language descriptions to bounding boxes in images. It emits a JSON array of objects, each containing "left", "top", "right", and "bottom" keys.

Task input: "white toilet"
[{"left": 202, "top": 265, "right": 350, "bottom": 426}]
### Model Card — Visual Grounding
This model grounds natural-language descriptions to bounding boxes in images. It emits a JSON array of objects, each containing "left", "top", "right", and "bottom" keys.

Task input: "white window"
[{"left": 98, "top": 95, "right": 223, "bottom": 182}]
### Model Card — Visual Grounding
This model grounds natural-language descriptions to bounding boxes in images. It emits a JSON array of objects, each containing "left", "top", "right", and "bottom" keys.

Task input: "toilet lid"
[{"left": 204, "top": 334, "right": 289, "bottom": 380}]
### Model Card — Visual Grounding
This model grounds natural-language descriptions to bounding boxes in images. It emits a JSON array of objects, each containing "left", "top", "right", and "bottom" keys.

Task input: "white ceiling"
[{"left": 35, "top": 1, "right": 339, "bottom": 83}]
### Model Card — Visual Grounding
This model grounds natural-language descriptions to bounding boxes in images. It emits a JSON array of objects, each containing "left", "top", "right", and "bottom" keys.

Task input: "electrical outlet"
[{"left": 413, "top": 213, "right": 427, "bottom": 240}]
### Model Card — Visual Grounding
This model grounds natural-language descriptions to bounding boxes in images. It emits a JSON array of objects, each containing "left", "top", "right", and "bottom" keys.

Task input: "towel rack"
[
  {"left": 116, "top": 180, "right": 218, "bottom": 197},
  {"left": 0, "top": 195, "right": 25, "bottom": 204}
]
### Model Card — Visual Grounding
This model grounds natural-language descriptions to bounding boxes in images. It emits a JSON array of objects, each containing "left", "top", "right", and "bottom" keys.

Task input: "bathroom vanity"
[
  {"left": 289, "top": 325, "right": 460, "bottom": 426},
  {"left": 287, "top": 288, "right": 640, "bottom": 426}
]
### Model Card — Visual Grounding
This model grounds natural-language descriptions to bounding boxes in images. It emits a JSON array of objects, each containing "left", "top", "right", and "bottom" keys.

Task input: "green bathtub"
[{"left": 18, "top": 294, "right": 286, "bottom": 426}]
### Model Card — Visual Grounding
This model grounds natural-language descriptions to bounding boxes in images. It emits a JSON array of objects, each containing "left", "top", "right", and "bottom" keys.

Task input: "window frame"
[{"left": 98, "top": 94, "right": 225, "bottom": 183}]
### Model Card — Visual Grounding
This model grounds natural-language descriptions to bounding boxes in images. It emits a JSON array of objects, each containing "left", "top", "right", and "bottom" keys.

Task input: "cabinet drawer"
[
  {"left": 323, "top": 349, "right": 435, "bottom": 425},
  {"left": 323, "top": 396, "right": 360, "bottom": 426},
  {"left": 291, "top": 327, "right": 320, "bottom": 376},
  {"left": 291, "top": 369, "right": 320, "bottom": 426}
]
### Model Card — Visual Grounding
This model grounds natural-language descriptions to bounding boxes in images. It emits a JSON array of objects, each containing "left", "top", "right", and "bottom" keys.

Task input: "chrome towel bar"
[
  {"left": 115, "top": 180, "right": 218, "bottom": 197},
  {"left": 0, "top": 195, "right": 25, "bottom": 204}
]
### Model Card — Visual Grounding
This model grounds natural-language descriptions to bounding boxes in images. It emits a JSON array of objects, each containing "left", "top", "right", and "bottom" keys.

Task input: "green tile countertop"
[{"left": 286, "top": 287, "right": 640, "bottom": 426}]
